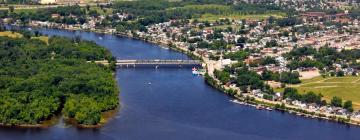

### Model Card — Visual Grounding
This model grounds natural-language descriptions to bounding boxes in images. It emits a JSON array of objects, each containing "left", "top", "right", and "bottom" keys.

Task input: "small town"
[
  {"left": 1, "top": 0, "right": 360, "bottom": 139},
  {"left": 14, "top": 0, "right": 360, "bottom": 123}
]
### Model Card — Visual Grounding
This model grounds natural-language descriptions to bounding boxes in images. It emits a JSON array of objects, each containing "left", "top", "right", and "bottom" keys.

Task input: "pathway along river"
[{"left": 0, "top": 28, "right": 360, "bottom": 140}]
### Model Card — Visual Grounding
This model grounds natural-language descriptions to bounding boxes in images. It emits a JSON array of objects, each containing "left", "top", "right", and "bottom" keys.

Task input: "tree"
[
  {"left": 320, "top": 100, "right": 327, "bottom": 106},
  {"left": 260, "top": 56, "right": 277, "bottom": 65},
  {"left": 279, "top": 71, "right": 300, "bottom": 84},
  {"left": 214, "top": 70, "right": 231, "bottom": 84},
  {"left": 224, "top": 51, "right": 249, "bottom": 61},
  {"left": 265, "top": 40, "right": 278, "bottom": 48},
  {"left": 237, "top": 36, "right": 247, "bottom": 44},
  {"left": 188, "top": 45, "right": 195, "bottom": 52},
  {"left": 283, "top": 87, "right": 300, "bottom": 100},
  {"left": 343, "top": 100, "right": 354, "bottom": 112},
  {"left": 302, "top": 92, "right": 322, "bottom": 104},
  {"left": 261, "top": 70, "right": 273, "bottom": 81},
  {"left": 86, "top": 5, "right": 90, "bottom": 11},
  {"left": 336, "top": 70, "right": 344, "bottom": 77},
  {"left": 9, "top": 6, "right": 14, "bottom": 13},
  {"left": 236, "top": 66, "right": 264, "bottom": 90},
  {"left": 268, "top": 16, "right": 275, "bottom": 24},
  {"left": 331, "top": 96, "right": 343, "bottom": 107}
]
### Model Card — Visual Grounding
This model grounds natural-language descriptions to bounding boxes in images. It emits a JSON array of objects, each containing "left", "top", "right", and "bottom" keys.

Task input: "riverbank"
[
  {"left": 0, "top": 102, "right": 119, "bottom": 129},
  {"left": 123, "top": 34, "right": 360, "bottom": 126},
  {"left": 20, "top": 24, "right": 360, "bottom": 127},
  {"left": 114, "top": 29, "right": 360, "bottom": 127}
]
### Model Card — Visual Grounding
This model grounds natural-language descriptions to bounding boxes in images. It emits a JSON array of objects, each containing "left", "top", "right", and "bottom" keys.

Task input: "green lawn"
[
  {"left": 169, "top": 4, "right": 285, "bottom": 22},
  {"left": 0, "top": 31, "right": 49, "bottom": 44},
  {"left": 197, "top": 12, "right": 285, "bottom": 21},
  {"left": 31, "top": 36, "right": 49, "bottom": 45},
  {"left": 88, "top": 6, "right": 113, "bottom": 15},
  {"left": 14, "top": 8, "right": 37, "bottom": 14},
  {"left": 285, "top": 76, "right": 360, "bottom": 110},
  {"left": 0, "top": 31, "right": 23, "bottom": 38}
]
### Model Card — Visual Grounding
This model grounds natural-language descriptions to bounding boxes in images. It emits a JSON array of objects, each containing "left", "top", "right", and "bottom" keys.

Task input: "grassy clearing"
[
  {"left": 285, "top": 76, "right": 360, "bottom": 110},
  {"left": 197, "top": 12, "right": 285, "bottom": 21},
  {"left": 32, "top": 36, "right": 49, "bottom": 45},
  {"left": 14, "top": 8, "right": 37, "bottom": 14},
  {"left": 169, "top": 4, "right": 285, "bottom": 22},
  {"left": 88, "top": 6, "right": 113, "bottom": 15},
  {"left": 0, "top": 31, "right": 23, "bottom": 38},
  {"left": 0, "top": 31, "right": 49, "bottom": 44}
]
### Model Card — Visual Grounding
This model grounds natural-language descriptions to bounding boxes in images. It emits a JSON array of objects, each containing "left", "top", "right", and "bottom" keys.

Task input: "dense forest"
[{"left": 0, "top": 31, "right": 118, "bottom": 126}]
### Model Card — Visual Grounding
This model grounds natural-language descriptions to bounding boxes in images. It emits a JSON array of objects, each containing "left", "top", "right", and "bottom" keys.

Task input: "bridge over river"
[
  {"left": 92, "top": 59, "right": 202, "bottom": 68},
  {"left": 117, "top": 59, "right": 202, "bottom": 68}
]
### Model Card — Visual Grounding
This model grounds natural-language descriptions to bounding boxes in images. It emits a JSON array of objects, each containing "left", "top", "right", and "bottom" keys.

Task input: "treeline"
[
  {"left": 261, "top": 70, "right": 301, "bottom": 84},
  {"left": 0, "top": 32, "right": 118, "bottom": 125},
  {"left": 8, "top": 5, "right": 85, "bottom": 24},
  {"left": 284, "top": 46, "right": 360, "bottom": 71},
  {"left": 283, "top": 87, "right": 353, "bottom": 112}
]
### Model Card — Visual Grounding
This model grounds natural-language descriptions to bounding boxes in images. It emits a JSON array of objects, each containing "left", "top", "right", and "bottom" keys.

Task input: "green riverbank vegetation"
[{"left": 0, "top": 30, "right": 119, "bottom": 126}]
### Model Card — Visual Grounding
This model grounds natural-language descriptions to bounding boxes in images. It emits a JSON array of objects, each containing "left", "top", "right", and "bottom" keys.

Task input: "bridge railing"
[{"left": 116, "top": 59, "right": 201, "bottom": 65}]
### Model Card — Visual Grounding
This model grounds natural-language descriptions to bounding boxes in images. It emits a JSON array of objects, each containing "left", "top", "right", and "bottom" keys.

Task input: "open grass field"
[
  {"left": 0, "top": 31, "right": 23, "bottom": 38},
  {"left": 89, "top": 6, "right": 113, "bottom": 15},
  {"left": 288, "top": 76, "right": 360, "bottom": 110},
  {"left": 14, "top": 8, "right": 36, "bottom": 14},
  {"left": 169, "top": 4, "right": 285, "bottom": 22},
  {"left": 31, "top": 36, "right": 49, "bottom": 45},
  {"left": 0, "top": 31, "right": 49, "bottom": 44},
  {"left": 198, "top": 12, "right": 285, "bottom": 21}
]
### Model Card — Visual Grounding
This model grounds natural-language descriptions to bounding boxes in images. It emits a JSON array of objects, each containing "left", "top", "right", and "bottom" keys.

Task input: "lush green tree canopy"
[{"left": 0, "top": 33, "right": 118, "bottom": 126}]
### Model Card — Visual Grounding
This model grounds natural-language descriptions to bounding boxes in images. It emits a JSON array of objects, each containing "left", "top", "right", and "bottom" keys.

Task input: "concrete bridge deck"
[
  {"left": 117, "top": 59, "right": 200, "bottom": 65},
  {"left": 91, "top": 59, "right": 202, "bottom": 68},
  {"left": 116, "top": 59, "right": 201, "bottom": 68}
]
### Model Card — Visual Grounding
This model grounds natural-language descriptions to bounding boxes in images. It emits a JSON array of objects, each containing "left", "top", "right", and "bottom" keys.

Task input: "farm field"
[
  {"left": 169, "top": 4, "right": 285, "bottom": 22},
  {"left": 289, "top": 76, "right": 360, "bottom": 109}
]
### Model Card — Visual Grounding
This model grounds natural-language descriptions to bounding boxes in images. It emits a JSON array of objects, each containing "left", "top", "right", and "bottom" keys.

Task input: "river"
[{"left": 0, "top": 28, "right": 360, "bottom": 140}]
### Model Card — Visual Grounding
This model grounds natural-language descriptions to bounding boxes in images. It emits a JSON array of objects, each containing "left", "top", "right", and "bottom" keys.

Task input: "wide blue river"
[{"left": 0, "top": 28, "right": 359, "bottom": 140}]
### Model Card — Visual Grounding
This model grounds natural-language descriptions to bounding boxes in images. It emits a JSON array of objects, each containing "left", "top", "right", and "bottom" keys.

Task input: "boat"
[
  {"left": 256, "top": 105, "right": 264, "bottom": 110},
  {"left": 230, "top": 99, "right": 244, "bottom": 105},
  {"left": 192, "top": 67, "right": 199, "bottom": 75},
  {"left": 266, "top": 107, "right": 273, "bottom": 111}
]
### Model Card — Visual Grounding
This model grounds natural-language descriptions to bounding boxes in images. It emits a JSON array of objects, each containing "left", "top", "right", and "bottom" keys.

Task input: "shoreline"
[
  {"left": 0, "top": 108, "right": 119, "bottom": 129},
  {"left": 15, "top": 24, "right": 360, "bottom": 127}
]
